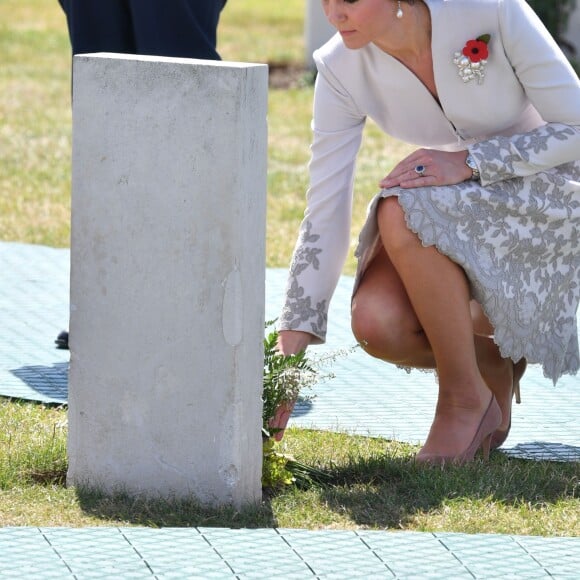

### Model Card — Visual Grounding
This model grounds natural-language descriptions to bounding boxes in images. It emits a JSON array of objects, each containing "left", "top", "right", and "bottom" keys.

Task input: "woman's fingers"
[
  {"left": 380, "top": 149, "right": 471, "bottom": 188},
  {"left": 380, "top": 150, "right": 430, "bottom": 186},
  {"left": 380, "top": 161, "right": 435, "bottom": 188}
]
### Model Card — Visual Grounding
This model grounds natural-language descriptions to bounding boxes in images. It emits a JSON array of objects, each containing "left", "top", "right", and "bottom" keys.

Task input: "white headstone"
[
  {"left": 67, "top": 53, "right": 268, "bottom": 507},
  {"left": 563, "top": 4, "right": 580, "bottom": 57},
  {"left": 305, "top": 0, "right": 336, "bottom": 70}
]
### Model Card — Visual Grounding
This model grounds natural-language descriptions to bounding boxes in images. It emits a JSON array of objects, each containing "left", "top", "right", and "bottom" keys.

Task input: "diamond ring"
[{"left": 414, "top": 164, "right": 426, "bottom": 176}]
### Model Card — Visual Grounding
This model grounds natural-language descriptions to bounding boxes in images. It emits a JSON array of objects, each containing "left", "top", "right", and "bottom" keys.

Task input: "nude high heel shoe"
[
  {"left": 490, "top": 358, "right": 526, "bottom": 450},
  {"left": 416, "top": 395, "right": 502, "bottom": 466}
]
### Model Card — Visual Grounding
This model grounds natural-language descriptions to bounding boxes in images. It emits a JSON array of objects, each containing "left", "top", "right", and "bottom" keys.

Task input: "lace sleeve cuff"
[
  {"left": 277, "top": 221, "right": 329, "bottom": 344},
  {"left": 470, "top": 123, "right": 580, "bottom": 186}
]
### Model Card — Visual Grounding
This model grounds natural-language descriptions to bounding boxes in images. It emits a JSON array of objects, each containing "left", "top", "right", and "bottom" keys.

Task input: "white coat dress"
[{"left": 279, "top": 0, "right": 580, "bottom": 382}]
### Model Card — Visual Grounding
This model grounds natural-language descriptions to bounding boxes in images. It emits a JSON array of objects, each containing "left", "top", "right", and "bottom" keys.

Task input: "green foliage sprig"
[
  {"left": 261, "top": 322, "right": 356, "bottom": 490},
  {"left": 262, "top": 324, "right": 316, "bottom": 436}
]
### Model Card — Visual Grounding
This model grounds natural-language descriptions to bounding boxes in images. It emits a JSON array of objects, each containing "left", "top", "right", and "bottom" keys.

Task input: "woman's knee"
[
  {"left": 351, "top": 243, "right": 429, "bottom": 361},
  {"left": 377, "top": 197, "right": 418, "bottom": 253},
  {"left": 351, "top": 292, "right": 417, "bottom": 361},
  {"left": 351, "top": 313, "right": 389, "bottom": 358}
]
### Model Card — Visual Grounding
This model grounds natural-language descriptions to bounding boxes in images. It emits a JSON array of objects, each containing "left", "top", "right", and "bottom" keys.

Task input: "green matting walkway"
[
  {"left": 1, "top": 527, "right": 579, "bottom": 579},
  {"left": 0, "top": 242, "right": 578, "bottom": 578}
]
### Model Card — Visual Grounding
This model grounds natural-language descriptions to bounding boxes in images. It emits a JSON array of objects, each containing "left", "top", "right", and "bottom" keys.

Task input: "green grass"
[
  {"left": 0, "top": 1, "right": 578, "bottom": 534},
  {"left": 1, "top": 403, "right": 578, "bottom": 534}
]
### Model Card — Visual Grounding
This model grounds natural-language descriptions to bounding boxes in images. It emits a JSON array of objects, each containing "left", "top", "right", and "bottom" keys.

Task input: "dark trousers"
[{"left": 58, "top": 0, "right": 226, "bottom": 60}]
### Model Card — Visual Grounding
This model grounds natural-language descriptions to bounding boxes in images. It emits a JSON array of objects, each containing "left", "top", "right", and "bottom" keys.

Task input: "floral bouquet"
[
  {"left": 262, "top": 326, "right": 317, "bottom": 441},
  {"left": 261, "top": 322, "right": 354, "bottom": 490}
]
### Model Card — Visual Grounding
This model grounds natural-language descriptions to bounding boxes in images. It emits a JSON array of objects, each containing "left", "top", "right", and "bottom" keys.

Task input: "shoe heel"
[
  {"left": 481, "top": 433, "right": 492, "bottom": 461},
  {"left": 514, "top": 382, "right": 521, "bottom": 405},
  {"left": 513, "top": 358, "right": 526, "bottom": 404}
]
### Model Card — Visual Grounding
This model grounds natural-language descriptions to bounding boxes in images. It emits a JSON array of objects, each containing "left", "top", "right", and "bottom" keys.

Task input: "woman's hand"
[
  {"left": 380, "top": 149, "right": 473, "bottom": 189},
  {"left": 276, "top": 330, "right": 314, "bottom": 356}
]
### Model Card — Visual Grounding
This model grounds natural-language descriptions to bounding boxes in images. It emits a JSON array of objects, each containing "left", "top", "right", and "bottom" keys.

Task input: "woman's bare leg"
[
  {"left": 352, "top": 247, "right": 435, "bottom": 369},
  {"left": 376, "top": 197, "right": 498, "bottom": 459},
  {"left": 352, "top": 239, "right": 516, "bottom": 439},
  {"left": 471, "top": 304, "right": 514, "bottom": 433}
]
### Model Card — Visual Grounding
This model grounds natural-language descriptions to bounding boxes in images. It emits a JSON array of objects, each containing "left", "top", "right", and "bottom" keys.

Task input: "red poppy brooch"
[{"left": 453, "top": 34, "right": 490, "bottom": 84}]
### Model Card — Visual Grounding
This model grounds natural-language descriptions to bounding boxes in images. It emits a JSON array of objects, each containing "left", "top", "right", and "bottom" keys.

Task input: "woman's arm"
[
  {"left": 278, "top": 65, "right": 365, "bottom": 343},
  {"left": 469, "top": 0, "right": 580, "bottom": 186}
]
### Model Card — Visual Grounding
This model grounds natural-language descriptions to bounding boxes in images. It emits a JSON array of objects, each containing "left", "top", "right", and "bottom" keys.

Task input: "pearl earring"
[{"left": 396, "top": 0, "right": 403, "bottom": 19}]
